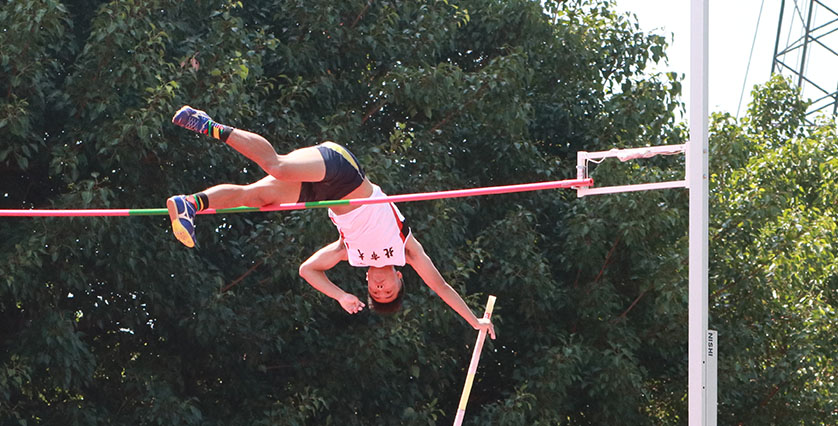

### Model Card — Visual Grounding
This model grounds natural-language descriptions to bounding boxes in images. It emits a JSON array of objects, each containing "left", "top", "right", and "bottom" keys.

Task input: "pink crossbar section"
[
  {"left": 261, "top": 178, "right": 592, "bottom": 212},
  {"left": 0, "top": 209, "right": 135, "bottom": 217},
  {"left": 0, "top": 178, "right": 592, "bottom": 217}
]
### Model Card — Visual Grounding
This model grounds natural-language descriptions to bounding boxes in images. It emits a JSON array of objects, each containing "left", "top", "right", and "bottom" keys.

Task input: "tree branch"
[
  {"left": 351, "top": 0, "right": 375, "bottom": 29},
  {"left": 362, "top": 99, "right": 387, "bottom": 124},
  {"left": 428, "top": 83, "right": 488, "bottom": 135},
  {"left": 222, "top": 260, "right": 264, "bottom": 293},
  {"left": 759, "top": 384, "right": 782, "bottom": 408},
  {"left": 612, "top": 288, "right": 649, "bottom": 323},
  {"left": 585, "top": 235, "right": 621, "bottom": 296}
]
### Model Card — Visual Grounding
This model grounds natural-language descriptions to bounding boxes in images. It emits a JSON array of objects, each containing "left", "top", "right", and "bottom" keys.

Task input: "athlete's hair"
[{"left": 367, "top": 275, "right": 405, "bottom": 315}]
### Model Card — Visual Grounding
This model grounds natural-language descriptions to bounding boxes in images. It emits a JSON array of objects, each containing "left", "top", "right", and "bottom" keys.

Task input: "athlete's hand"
[
  {"left": 476, "top": 318, "right": 496, "bottom": 340},
  {"left": 338, "top": 293, "right": 365, "bottom": 314}
]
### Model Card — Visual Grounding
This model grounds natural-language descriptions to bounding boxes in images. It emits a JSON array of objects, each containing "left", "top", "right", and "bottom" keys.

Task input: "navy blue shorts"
[{"left": 297, "top": 142, "right": 366, "bottom": 202}]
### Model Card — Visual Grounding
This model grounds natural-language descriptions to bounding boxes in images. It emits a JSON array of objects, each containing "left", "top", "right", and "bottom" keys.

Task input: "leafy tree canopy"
[{"left": 3, "top": 0, "right": 833, "bottom": 425}]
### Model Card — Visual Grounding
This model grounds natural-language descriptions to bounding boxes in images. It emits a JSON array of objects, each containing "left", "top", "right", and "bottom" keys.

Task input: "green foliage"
[
  {"left": 709, "top": 75, "right": 837, "bottom": 425},
  {"left": 8, "top": 1, "right": 832, "bottom": 426},
  {"left": 0, "top": 0, "right": 73, "bottom": 203}
]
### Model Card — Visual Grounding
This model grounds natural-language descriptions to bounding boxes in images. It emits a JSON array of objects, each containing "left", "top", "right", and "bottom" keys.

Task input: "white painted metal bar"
[
  {"left": 576, "top": 180, "right": 687, "bottom": 197},
  {"left": 579, "top": 144, "right": 687, "bottom": 161},
  {"left": 706, "top": 330, "right": 718, "bottom": 426},
  {"left": 689, "top": 1, "right": 710, "bottom": 425},
  {"left": 576, "top": 152, "right": 589, "bottom": 181}
]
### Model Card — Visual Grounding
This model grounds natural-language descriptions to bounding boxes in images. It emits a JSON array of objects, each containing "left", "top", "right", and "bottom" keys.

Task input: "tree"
[
  {"left": 709, "top": 75, "right": 837, "bottom": 425},
  {"left": 1, "top": 0, "right": 701, "bottom": 424}
]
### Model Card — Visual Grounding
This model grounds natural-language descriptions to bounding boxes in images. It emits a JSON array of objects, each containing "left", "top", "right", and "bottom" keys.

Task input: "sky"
[{"left": 613, "top": 0, "right": 784, "bottom": 118}]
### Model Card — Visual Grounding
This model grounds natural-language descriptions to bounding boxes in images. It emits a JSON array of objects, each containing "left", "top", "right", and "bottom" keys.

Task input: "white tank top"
[{"left": 328, "top": 184, "right": 410, "bottom": 267}]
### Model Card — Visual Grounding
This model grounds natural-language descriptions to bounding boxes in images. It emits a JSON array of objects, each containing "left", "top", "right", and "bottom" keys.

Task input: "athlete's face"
[{"left": 366, "top": 266, "right": 403, "bottom": 303}]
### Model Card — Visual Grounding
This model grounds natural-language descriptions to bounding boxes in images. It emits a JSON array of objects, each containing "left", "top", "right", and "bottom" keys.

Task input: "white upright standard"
[
  {"left": 575, "top": 1, "right": 713, "bottom": 423},
  {"left": 688, "top": 0, "right": 710, "bottom": 425}
]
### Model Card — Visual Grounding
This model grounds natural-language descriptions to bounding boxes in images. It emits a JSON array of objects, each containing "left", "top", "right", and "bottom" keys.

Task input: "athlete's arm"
[
  {"left": 404, "top": 234, "right": 495, "bottom": 339},
  {"left": 299, "top": 238, "right": 365, "bottom": 314}
]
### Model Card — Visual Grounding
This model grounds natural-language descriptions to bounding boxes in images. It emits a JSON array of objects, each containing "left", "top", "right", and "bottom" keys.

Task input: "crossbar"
[{"left": 0, "top": 178, "right": 593, "bottom": 217}]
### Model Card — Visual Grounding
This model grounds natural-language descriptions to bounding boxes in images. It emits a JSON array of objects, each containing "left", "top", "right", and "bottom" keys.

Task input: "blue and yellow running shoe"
[
  {"left": 166, "top": 195, "right": 197, "bottom": 248},
  {"left": 171, "top": 105, "right": 212, "bottom": 135}
]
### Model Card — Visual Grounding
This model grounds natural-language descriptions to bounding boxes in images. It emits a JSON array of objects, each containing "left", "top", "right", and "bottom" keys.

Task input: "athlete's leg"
[
  {"left": 166, "top": 177, "right": 298, "bottom": 247},
  {"left": 169, "top": 106, "right": 330, "bottom": 247},
  {"left": 200, "top": 175, "right": 301, "bottom": 209},
  {"left": 224, "top": 129, "right": 326, "bottom": 183},
  {"left": 171, "top": 105, "right": 327, "bottom": 182}
]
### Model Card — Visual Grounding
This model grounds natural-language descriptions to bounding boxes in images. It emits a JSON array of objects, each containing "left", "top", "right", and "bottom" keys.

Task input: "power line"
[{"left": 737, "top": 0, "right": 767, "bottom": 118}]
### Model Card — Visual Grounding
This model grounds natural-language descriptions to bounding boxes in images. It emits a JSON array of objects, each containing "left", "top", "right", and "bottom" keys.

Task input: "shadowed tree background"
[{"left": 1, "top": 0, "right": 835, "bottom": 425}]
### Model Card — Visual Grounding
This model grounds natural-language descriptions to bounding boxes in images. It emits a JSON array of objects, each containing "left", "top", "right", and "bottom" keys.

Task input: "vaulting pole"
[{"left": 453, "top": 295, "right": 496, "bottom": 426}]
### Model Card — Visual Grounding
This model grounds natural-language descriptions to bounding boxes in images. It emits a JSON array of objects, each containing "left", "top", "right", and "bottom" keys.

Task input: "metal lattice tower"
[{"left": 772, "top": 0, "right": 838, "bottom": 119}]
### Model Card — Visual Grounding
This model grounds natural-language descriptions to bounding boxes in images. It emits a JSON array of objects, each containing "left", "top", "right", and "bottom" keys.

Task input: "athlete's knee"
[
  {"left": 298, "top": 262, "right": 309, "bottom": 279},
  {"left": 261, "top": 155, "right": 286, "bottom": 180},
  {"left": 240, "top": 185, "right": 273, "bottom": 207}
]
